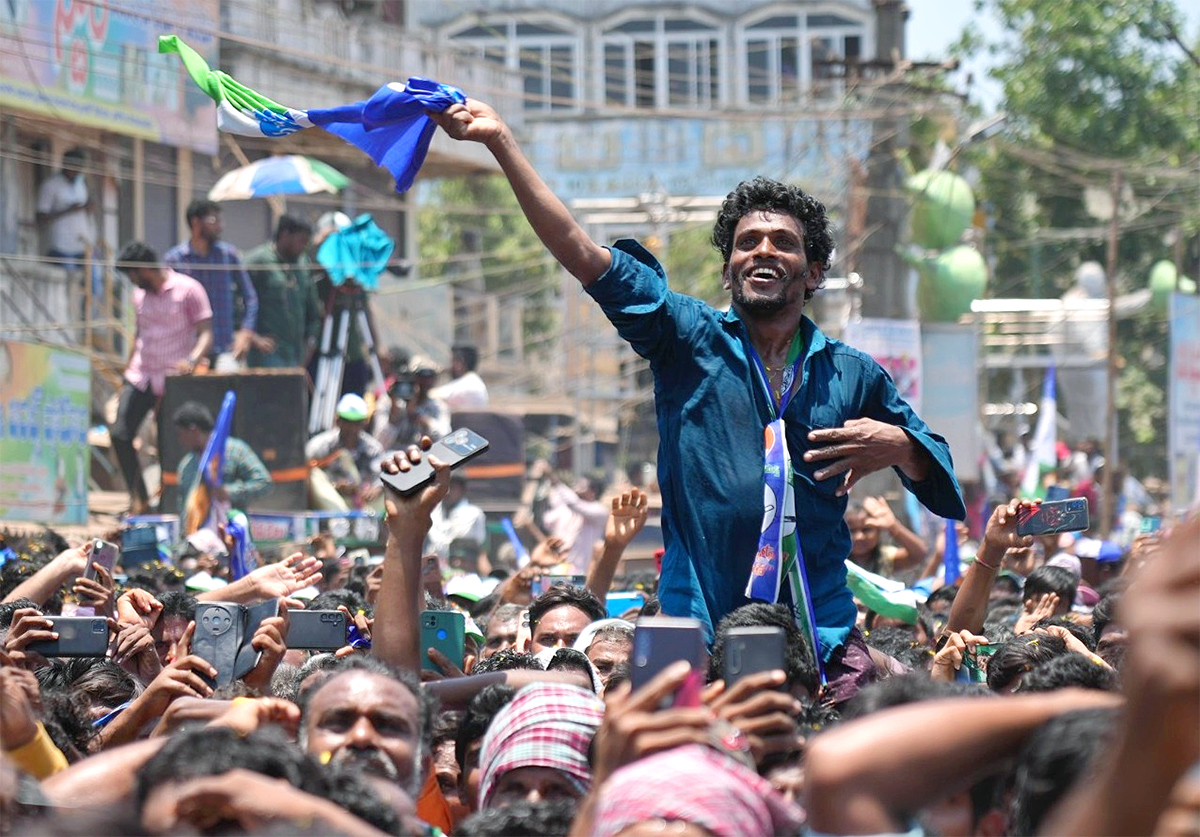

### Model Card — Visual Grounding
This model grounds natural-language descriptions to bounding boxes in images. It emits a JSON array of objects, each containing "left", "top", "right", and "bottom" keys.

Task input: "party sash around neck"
[{"left": 740, "top": 323, "right": 826, "bottom": 684}]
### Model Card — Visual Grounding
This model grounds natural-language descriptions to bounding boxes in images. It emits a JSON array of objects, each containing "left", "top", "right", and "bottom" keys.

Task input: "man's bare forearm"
[
  {"left": 372, "top": 529, "right": 423, "bottom": 673},
  {"left": 485, "top": 131, "right": 610, "bottom": 286}
]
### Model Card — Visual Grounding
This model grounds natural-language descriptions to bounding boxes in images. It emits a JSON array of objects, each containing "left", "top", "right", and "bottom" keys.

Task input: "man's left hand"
[
  {"left": 231, "top": 329, "right": 255, "bottom": 360},
  {"left": 805, "top": 418, "right": 929, "bottom": 497}
]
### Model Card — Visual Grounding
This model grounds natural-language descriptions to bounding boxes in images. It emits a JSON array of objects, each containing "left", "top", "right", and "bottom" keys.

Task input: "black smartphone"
[
  {"left": 192, "top": 600, "right": 280, "bottom": 687},
  {"left": 630, "top": 616, "right": 707, "bottom": 707},
  {"left": 86, "top": 539, "right": 120, "bottom": 581},
  {"left": 379, "top": 429, "right": 490, "bottom": 496},
  {"left": 1017, "top": 498, "right": 1090, "bottom": 537},
  {"left": 28, "top": 616, "right": 109, "bottom": 657},
  {"left": 286, "top": 610, "right": 348, "bottom": 650},
  {"left": 420, "top": 610, "right": 465, "bottom": 673},
  {"left": 721, "top": 625, "right": 786, "bottom": 686},
  {"left": 531, "top": 574, "right": 587, "bottom": 597}
]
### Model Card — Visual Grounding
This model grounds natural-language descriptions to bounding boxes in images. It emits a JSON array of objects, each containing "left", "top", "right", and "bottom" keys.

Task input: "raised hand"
[
  {"left": 862, "top": 495, "right": 897, "bottom": 531},
  {"left": 3, "top": 609, "right": 56, "bottom": 660},
  {"left": 981, "top": 499, "right": 1036, "bottom": 554},
  {"left": 209, "top": 697, "right": 300, "bottom": 739},
  {"left": 140, "top": 622, "right": 217, "bottom": 714},
  {"left": 380, "top": 439, "right": 451, "bottom": 544},
  {"left": 116, "top": 587, "right": 164, "bottom": 631},
  {"left": 240, "top": 610, "right": 289, "bottom": 695},
  {"left": 1014, "top": 593, "right": 1060, "bottom": 635},
  {"left": 592, "top": 661, "right": 716, "bottom": 787},
  {"left": 605, "top": 488, "right": 649, "bottom": 551},
  {"left": 72, "top": 562, "right": 116, "bottom": 616},
  {"left": 430, "top": 99, "right": 507, "bottom": 146},
  {"left": 706, "top": 670, "right": 805, "bottom": 767},
  {"left": 246, "top": 553, "right": 323, "bottom": 600},
  {"left": 930, "top": 630, "right": 991, "bottom": 681},
  {"left": 0, "top": 663, "right": 41, "bottom": 750},
  {"left": 530, "top": 536, "right": 567, "bottom": 568}
]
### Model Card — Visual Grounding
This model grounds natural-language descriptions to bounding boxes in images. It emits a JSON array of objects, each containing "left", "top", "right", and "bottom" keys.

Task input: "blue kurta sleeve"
[
  {"left": 864, "top": 366, "right": 966, "bottom": 520},
  {"left": 585, "top": 240, "right": 678, "bottom": 362}
]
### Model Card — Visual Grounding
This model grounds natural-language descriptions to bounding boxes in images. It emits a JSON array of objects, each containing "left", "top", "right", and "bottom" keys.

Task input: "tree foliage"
[
  {"left": 418, "top": 175, "right": 561, "bottom": 368},
  {"left": 955, "top": 0, "right": 1199, "bottom": 479}
]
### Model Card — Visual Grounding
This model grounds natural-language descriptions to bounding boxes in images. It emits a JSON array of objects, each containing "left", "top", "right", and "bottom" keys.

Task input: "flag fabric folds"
[
  {"left": 1021, "top": 365, "right": 1057, "bottom": 498},
  {"left": 183, "top": 391, "right": 237, "bottom": 537},
  {"left": 159, "top": 35, "right": 466, "bottom": 193},
  {"left": 942, "top": 518, "right": 961, "bottom": 586},
  {"left": 844, "top": 560, "right": 921, "bottom": 624}
]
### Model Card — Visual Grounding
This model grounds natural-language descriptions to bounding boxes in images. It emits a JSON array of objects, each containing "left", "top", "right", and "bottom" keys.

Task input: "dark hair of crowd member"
[
  {"left": 1022, "top": 565, "right": 1078, "bottom": 605},
  {"left": 843, "top": 672, "right": 992, "bottom": 721},
  {"left": 185, "top": 198, "right": 220, "bottom": 225},
  {"left": 708, "top": 602, "right": 818, "bottom": 696},
  {"left": 134, "top": 725, "right": 401, "bottom": 834},
  {"left": 985, "top": 633, "right": 1068, "bottom": 692},
  {"left": 1019, "top": 653, "right": 1118, "bottom": 693},
  {"left": 527, "top": 585, "right": 605, "bottom": 632},
  {"left": 171, "top": 401, "right": 215, "bottom": 432},
  {"left": 1007, "top": 708, "right": 1118, "bottom": 836},
  {"left": 117, "top": 241, "right": 158, "bottom": 268},
  {"left": 455, "top": 684, "right": 518, "bottom": 777}
]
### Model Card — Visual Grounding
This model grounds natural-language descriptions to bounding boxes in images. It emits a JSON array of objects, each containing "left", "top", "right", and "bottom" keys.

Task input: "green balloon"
[
  {"left": 917, "top": 245, "right": 989, "bottom": 322},
  {"left": 906, "top": 169, "right": 975, "bottom": 250},
  {"left": 1149, "top": 259, "right": 1196, "bottom": 313}
]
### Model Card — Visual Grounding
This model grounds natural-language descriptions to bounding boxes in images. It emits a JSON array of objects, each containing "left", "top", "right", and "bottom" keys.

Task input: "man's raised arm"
[{"left": 431, "top": 100, "right": 611, "bottom": 286}]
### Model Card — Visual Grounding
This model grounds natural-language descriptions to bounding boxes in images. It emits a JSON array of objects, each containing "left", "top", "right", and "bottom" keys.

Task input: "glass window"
[
  {"left": 808, "top": 14, "right": 858, "bottom": 27},
  {"left": 746, "top": 37, "right": 770, "bottom": 103},
  {"left": 634, "top": 40, "right": 655, "bottom": 108},
  {"left": 605, "top": 42, "right": 627, "bottom": 105}
]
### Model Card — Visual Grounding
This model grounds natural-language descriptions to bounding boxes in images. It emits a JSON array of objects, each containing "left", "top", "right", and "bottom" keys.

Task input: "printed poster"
[
  {"left": 842, "top": 317, "right": 923, "bottom": 415},
  {"left": 0, "top": 341, "right": 91, "bottom": 525},
  {"left": 1169, "top": 293, "right": 1200, "bottom": 511}
]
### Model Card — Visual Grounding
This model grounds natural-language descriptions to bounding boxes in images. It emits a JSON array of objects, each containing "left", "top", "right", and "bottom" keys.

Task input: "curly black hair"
[{"left": 710, "top": 176, "right": 835, "bottom": 298}]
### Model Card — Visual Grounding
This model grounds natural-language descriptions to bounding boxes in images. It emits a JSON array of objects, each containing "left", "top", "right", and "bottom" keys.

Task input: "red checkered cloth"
[
  {"left": 592, "top": 744, "right": 804, "bottom": 837},
  {"left": 477, "top": 683, "right": 604, "bottom": 809}
]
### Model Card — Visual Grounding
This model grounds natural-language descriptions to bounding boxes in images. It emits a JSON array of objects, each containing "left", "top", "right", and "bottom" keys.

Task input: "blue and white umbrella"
[{"left": 208, "top": 155, "right": 349, "bottom": 202}]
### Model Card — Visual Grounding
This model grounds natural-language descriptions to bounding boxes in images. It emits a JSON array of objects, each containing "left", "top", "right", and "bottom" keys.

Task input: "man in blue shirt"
[
  {"left": 433, "top": 100, "right": 965, "bottom": 702},
  {"left": 165, "top": 199, "right": 261, "bottom": 367}
]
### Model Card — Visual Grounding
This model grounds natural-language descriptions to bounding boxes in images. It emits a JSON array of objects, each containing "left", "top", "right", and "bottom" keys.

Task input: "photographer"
[{"left": 373, "top": 357, "right": 451, "bottom": 451}]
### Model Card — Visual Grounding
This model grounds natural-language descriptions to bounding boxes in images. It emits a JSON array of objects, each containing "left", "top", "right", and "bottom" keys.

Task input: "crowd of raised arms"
[
  {"left": 1, "top": 442, "right": 1196, "bottom": 836},
  {"left": 3, "top": 94, "right": 1196, "bottom": 837}
]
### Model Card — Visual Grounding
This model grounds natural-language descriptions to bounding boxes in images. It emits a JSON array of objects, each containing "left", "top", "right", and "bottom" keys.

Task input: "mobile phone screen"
[{"left": 379, "top": 429, "right": 490, "bottom": 496}]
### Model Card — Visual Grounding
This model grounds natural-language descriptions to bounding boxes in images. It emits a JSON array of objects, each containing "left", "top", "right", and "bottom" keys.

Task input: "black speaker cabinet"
[{"left": 159, "top": 370, "right": 309, "bottom": 513}]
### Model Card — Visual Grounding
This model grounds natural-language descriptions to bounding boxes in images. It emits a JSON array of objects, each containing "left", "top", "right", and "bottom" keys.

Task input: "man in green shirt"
[
  {"left": 174, "top": 401, "right": 272, "bottom": 517},
  {"left": 244, "top": 214, "right": 321, "bottom": 368}
]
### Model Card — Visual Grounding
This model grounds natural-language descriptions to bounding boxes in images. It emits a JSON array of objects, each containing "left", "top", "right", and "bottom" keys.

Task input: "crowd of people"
[
  {"left": 3, "top": 94, "right": 1195, "bottom": 837},
  {"left": 105, "top": 196, "right": 489, "bottom": 517},
  {"left": 1, "top": 452, "right": 1196, "bottom": 836}
]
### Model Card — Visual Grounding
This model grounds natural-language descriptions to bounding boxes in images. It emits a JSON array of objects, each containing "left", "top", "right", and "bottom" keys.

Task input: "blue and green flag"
[{"left": 159, "top": 35, "right": 465, "bottom": 193}]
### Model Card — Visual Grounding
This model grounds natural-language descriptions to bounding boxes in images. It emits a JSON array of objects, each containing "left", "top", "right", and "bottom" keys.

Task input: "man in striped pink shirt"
[{"left": 111, "top": 241, "right": 213, "bottom": 515}]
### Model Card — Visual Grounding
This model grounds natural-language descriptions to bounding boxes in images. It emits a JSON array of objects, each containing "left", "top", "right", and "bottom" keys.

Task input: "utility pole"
[
  {"left": 857, "top": 0, "right": 910, "bottom": 319},
  {"left": 1101, "top": 169, "right": 1121, "bottom": 539}
]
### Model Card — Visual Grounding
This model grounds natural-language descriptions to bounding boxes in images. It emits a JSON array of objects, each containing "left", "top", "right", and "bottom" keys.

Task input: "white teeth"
[{"left": 750, "top": 266, "right": 781, "bottom": 280}]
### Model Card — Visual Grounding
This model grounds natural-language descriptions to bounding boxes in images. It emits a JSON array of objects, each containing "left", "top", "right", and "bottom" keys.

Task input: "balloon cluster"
[{"left": 902, "top": 169, "right": 987, "bottom": 322}]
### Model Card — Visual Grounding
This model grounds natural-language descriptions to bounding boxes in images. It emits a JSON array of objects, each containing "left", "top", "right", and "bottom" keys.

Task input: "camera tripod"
[{"left": 308, "top": 287, "right": 385, "bottom": 435}]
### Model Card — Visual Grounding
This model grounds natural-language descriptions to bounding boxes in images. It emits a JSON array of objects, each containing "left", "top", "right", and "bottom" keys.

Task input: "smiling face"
[{"left": 723, "top": 211, "right": 821, "bottom": 318}]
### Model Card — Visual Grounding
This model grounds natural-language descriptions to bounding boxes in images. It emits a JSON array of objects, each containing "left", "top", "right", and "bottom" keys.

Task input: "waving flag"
[
  {"left": 942, "top": 518, "right": 961, "bottom": 585},
  {"left": 1021, "top": 366, "right": 1057, "bottom": 498},
  {"left": 183, "top": 391, "right": 236, "bottom": 536},
  {"left": 844, "top": 560, "right": 920, "bottom": 624},
  {"left": 159, "top": 35, "right": 465, "bottom": 193}
]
